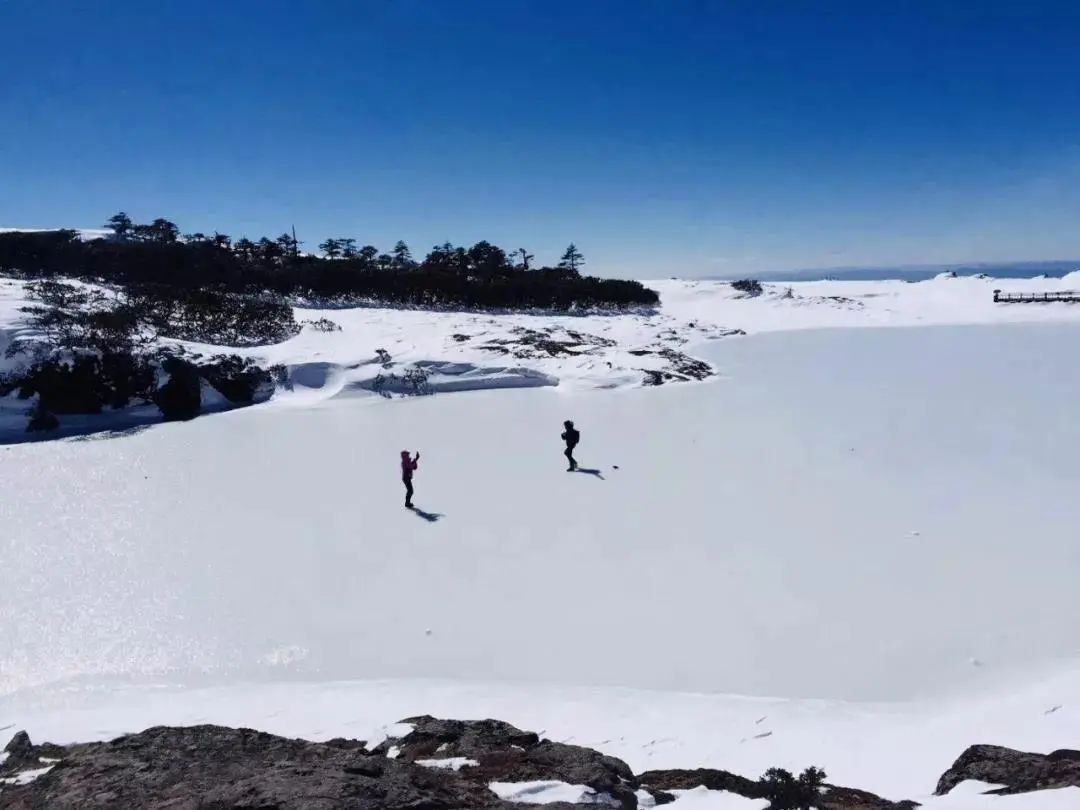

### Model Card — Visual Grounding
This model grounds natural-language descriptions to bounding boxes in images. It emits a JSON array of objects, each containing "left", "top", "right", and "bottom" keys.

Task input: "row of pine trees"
[{"left": 104, "top": 212, "right": 586, "bottom": 276}]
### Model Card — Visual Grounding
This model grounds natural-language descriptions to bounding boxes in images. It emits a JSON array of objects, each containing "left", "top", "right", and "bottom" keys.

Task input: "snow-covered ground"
[
  {"left": 2, "top": 273, "right": 1080, "bottom": 806},
  {"left": 209, "top": 271, "right": 1080, "bottom": 393}
]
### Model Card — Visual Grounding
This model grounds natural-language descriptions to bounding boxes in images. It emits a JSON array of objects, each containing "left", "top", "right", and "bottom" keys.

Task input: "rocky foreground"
[{"left": 0, "top": 716, "right": 1076, "bottom": 808}]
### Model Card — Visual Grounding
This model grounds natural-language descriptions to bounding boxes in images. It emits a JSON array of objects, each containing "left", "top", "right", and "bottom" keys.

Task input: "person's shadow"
[
  {"left": 574, "top": 468, "right": 605, "bottom": 480},
  {"left": 409, "top": 506, "right": 444, "bottom": 523}
]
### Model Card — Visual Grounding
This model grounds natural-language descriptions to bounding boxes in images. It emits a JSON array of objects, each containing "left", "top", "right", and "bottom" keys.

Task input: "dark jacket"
[{"left": 561, "top": 427, "right": 580, "bottom": 448}]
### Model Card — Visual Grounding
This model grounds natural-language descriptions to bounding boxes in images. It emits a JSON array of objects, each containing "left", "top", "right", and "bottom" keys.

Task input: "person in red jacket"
[{"left": 401, "top": 450, "right": 420, "bottom": 508}]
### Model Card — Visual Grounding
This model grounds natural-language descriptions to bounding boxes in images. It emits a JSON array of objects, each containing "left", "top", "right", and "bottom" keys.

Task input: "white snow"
[
  {"left": 4, "top": 671, "right": 1077, "bottom": 805},
  {"left": 0, "top": 227, "right": 111, "bottom": 242},
  {"left": 921, "top": 781, "right": 1080, "bottom": 809},
  {"left": 4, "top": 322, "right": 1079, "bottom": 699},
  {"left": 1, "top": 272, "right": 1079, "bottom": 807},
  {"left": 489, "top": 780, "right": 618, "bottom": 805},
  {"left": 7, "top": 273, "right": 1080, "bottom": 413},
  {"left": 666, "top": 787, "right": 768, "bottom": 809},
  {"left": 0, "top": 764, "right": 55, "bottom": 786},
  {"left": 416, "top": 756, "right": 479, "bottom": 770}
]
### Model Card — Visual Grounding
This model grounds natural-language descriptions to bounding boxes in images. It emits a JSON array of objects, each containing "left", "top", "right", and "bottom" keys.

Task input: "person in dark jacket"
[
  {"left": 400, "top": 450, "right": 420, "bottom": 508},
  {"left": 561, "top": 420, "right": 579, "bottom": 471}
]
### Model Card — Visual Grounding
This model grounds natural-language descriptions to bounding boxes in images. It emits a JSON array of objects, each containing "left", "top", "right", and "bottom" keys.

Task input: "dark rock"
[
  {"left": 0, "top": 719, "right": 929, "bottom": 810},
  {"left": 2, "top": 730, "right": 36, "bottom": 770},
  {"left": 637, "top": 767, "right": 916, "bottom": 809},
  {"left": 818, "top": 783, "right": 921, "bottom": 809},
  {"left": 642, "top": 369, "right": 680, "bottom": 386},
  {"left": 641, "top": 787, "right": 676, "bottom": 805},
  {"left": 935, "top": 744, "right": 1080, "bottom": 796},
  {"left": 377, "top": 715, "right": 639, "bottom": 809},
  {"left": 326, "top": 737, "right": 368, "bottom": 750},
  {"left": 25, "top": 403, "right": 59, "bottom": 433},
  {"left": 656, "top": 348, "right": 712, "bottom": 380},
  {"left": 197, "top": 354, "right": 273, "bottom": 404},
  {"left": 1, "top": 730, "right": 67, "bottom": 782},
  {"left": 0, "top": 724, "right": 502, "bottom": 809},
  {"left": 638, "top": 767, "right": 764, "bottom": 799},
  {"left": 372, "top": 716, "right": 538, "bottom": 759},
  {"left": 154, "top": 357, "right": 201, "bottom": 420}
]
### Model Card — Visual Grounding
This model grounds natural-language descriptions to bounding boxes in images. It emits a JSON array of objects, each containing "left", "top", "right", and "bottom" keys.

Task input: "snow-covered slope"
[
  {"left": 7, "top": 667, "right": 1079, "bottom": 806},
  {"left": 2, "top": 274, "right": 1079, "bottom": 807},
  {"left": 246, "top": 272, "right": 1080, "bottom": 395},
  {"left": 4, "top": 273, "right": 1080, "bottom": 405}
]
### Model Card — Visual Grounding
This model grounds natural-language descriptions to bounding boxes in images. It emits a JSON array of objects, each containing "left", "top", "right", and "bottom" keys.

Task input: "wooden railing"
[{"left": 993, "top": 289, "right": 1080, "bottom": 303}]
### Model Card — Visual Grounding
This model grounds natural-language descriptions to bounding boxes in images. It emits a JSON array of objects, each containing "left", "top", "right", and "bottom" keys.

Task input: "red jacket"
[{"left": 401, "top": 456, "right": 418, "bottom": 478}]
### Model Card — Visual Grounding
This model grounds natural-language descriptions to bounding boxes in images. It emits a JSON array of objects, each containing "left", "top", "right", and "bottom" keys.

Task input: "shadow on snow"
[{"left": 408, "top": 506, "right": 444, "bottom": 523}]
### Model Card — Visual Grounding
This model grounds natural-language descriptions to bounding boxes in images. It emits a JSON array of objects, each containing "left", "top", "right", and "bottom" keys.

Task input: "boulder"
[
  {"left": 1, "top": 730, "right": 68, "bottom": 781},
  {"left": 935, "top": 744, "right": 1080, "bottom": 796},
  {"left": 25, "top": 403, "right": 59, "bottom": 433},
  {"left": 818, "top": 783, "right": 921, "bottom": 809},
  {"left": 637, "top": 767, "right": 917, "bottom": 809},
  {"left": 637, "top": 767, "right": 764, "bottom": 799},
  {"left": 0, "top": 720, "right": 931, "bottom": 810},
  {"left": 154, "top": 357, "right": 201, "bottom": 421},
  {"left": 0, "top": 725, "right": 502, "bottom": 809},
  {"left": 2, "top": 730, "right": 36, "bottom": 771},
  {"left": 376, "top": 715, "right": 639, "bottom": 809}
]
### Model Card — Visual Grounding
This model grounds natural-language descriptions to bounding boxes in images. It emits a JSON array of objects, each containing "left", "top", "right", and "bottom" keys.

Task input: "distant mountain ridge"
[{"left": 712, "top": 260, "right": 1080, "bottom": 282}]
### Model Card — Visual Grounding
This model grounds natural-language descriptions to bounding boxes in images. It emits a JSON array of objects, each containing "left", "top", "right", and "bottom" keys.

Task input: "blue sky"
[{"left": 3, "top": 1, "right": 1080, "bottom": 277}]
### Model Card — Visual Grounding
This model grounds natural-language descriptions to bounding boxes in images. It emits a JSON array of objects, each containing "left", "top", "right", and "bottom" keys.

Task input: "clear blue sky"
[{"left": 3, "top": 1, "right": 1080, "bottom": 277}]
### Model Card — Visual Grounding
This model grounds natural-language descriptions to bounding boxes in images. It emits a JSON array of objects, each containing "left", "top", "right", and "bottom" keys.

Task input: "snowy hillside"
[
  {"left": 176, "top": 271, "right": 1080, "bottom": 394},
  {"left": 2, "top": 274, "right": 1080, "bottom": 807}
]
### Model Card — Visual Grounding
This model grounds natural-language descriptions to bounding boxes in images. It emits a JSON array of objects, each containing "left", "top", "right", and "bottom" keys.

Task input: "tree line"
[{"left": 0, "top": 213, "right": 653, "bottom": 310}]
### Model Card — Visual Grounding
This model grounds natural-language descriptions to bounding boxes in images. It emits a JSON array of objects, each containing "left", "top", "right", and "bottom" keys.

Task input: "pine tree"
[
  {"left": 515, "top": 248, "right": 534, "bottom": 271},
  {"left": 233, "top": 238, "right": 256, "bottom": 261},
  {"left": 105, "top": 212, "right": 133, "bottom": 240},
  {"left": 275, "top": 232, "right": 299, "bottom": 258},
  {"left": 557, "top": 243, "right": 584, "bottom": 273},
  {"left": 319, "top": 238, "right": 343, "bottom": 259},
  {"left": 392, "top": 240, "right": 414, "bottom": 270},
  {"left": 148, "top": 218, "right": 179, "bottom": 243}
]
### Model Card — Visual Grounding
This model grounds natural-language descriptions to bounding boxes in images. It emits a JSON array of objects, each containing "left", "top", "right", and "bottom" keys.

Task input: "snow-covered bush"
[
  {"left": 3, "top": 281, "right": 291, "bottom": 432},
  {"left": 371, "top": 366, "right": 432, "bottom": 397},
  {"left": 197, "top": 355, "right": 276, "bottom": 404},
  {"left": 303, "top": 317, "right": 341, "bottom": 332},
  {"left": 6, "top": 353, "right": 156, "bottom": 415},
  {"left": 731, "top": 278, "right": 764, "bottom": 297},
  {"left": 126, "top": 285, "right": 299, "bottom": 347}
]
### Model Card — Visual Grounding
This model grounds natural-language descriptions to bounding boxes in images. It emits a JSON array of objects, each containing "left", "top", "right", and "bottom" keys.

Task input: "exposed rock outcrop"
[
  {"left": 935, "top": 743, "right": 1080, "bottom": 796},
  {"left": 5, "top": 720, "right": 1075, "bottom": 809},
  {"left": 375, "top": 715, "right": 641, "bottom": 808}
]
